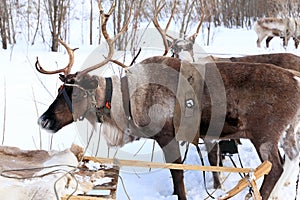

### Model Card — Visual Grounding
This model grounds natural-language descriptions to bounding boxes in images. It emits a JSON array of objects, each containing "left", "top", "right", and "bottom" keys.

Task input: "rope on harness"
[{"left": 195, "top": 144, "right": 215, "bottom": 199}]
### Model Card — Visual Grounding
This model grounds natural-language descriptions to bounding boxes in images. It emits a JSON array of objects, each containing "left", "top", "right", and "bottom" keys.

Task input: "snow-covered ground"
[{"left": 1, "top": 23, "right": 300, "bottom": 200}]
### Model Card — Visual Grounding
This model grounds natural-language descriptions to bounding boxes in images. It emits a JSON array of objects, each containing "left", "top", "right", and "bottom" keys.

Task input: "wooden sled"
[
  {"left": 63, "top": 156, "right": 271, "bottom": 200},
  {"left": 62, "top": 157, "right": 120, "bottom": 200}
]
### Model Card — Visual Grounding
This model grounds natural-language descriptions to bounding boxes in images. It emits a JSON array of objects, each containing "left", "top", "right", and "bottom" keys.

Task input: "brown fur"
[
  {"left": 0, "top": 146, "right": 50, "bottom": 178},
  {"left": 38, "top": 56, "right": 300, "bottom": 200},
  {"left": 0, "top": 145, "right": 83, "bottom": 178},
  {"left": 229, "top": 53, "right": 300, "bottom": 71},
  {"left": 207, "top": 53, "right": 300, "bottom": 190}
]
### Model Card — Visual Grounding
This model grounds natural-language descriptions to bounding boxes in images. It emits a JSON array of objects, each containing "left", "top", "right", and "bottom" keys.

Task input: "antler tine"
[
  {"left": 152, "top": 0, "right": 177, "bottom": 56},
  {"left": 165, "top": 1, "right": 177, "bottom": 34},
  {"left": 35, "top": 39, "right": 78, "bottom": 75},
  {"left": 188, "top": 0, "right": 205, "bottom": 41},
  {"left": 58, "top": 39, "right": 79, "bottom": 75},
  {"left": 35, "top": 57, "right": 65, "bottom": 75},
  {"left": 78, "top": 0, "right": 132, "bottom": 77}
]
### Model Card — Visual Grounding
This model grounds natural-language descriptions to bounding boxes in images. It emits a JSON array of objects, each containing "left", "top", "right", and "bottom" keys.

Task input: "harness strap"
[
  {"left": 62, "top": 88, "right": 73, "bottom": 113},
  {"left": 121, "top": 76, "right": 132, "bottom": 120},
  {"left": 120, "top": 76, "right": 145, "bottom": 138},
  {"left": 95, "top": 78, "right": 113, "bottom": 122},
  {"left": 195, "top": 144, "right": 215, "bottom": 199},
  {"left": 105, "top": 78, "right": 113, "bottom": 109}
]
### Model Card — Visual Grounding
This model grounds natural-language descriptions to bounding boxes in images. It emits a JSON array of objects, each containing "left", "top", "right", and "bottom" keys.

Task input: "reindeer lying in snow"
[
  {"left": 0, "top": 145, "right": 84, "bottom": 200},
  {"left": 254, "top": 18, "right": 300, "bottom": 48}
]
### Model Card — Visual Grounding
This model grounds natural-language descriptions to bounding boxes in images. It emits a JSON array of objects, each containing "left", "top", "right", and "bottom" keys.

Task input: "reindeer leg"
[
  {"left": 266, "top": 36, "right": 273, "bottom": 48},
  {"left": 251, "top": 139, "right": 283, "bottom": 200},
  {"left": 256, "top": 38, "right": 262, "bottom": 48},
  {"left": 204, "top": 139, "right": 223, "bottom": 189},
  {"left": 156, "top": 134, "right": 186, "bottom": 200},
  {"left": 282, "top": 36, "right": 290, "bottom": 47},
  {"left": 294, "top": 37, "right": 299, "bottom": 49},
  {"left": 257, "top": 33, "right": 267, "bottom": 48}
]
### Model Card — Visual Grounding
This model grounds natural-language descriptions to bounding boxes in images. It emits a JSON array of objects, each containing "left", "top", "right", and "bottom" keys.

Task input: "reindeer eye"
[
  {"left": 72, "top": 90, "right": 80, "bottom": 97},
  {"left": 72, "top": 89, "right": 87, "bottom": 100}
]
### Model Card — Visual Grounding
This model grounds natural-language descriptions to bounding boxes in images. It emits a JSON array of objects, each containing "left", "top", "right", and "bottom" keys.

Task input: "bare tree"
[
  {"left": 31, "top": 0, "right": 41, "bottom": 45},
  {"left": 89, "top": 0, "right": 93, "bottom": 45},
  {"left": 112, "top": 0, "right": 133, "bottom": 50},
  {"left": 1, "top": 0, "right": 298, "bottom": 49},
  {"left": 0, "top": 0, "right": 8, "bottom": 49},
  {"left": 43, "top": 0, "right": 70, "bottom": 52}
]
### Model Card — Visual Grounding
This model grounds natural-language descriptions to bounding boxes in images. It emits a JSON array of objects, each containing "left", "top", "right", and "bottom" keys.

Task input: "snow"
[{"left": 1, "top": 20, "right": 300, "bottom": 200}]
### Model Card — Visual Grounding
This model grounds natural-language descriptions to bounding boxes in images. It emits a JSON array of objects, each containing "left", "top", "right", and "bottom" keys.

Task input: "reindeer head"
[
  {"left": 37, "top": 0, "right": 131, "bottom": 133},
  {"left": 152, "top": 0, "right": 204, "bottom": 60},
  {"left": 37, "top": 71, "right": 101, "bottom": 133}
]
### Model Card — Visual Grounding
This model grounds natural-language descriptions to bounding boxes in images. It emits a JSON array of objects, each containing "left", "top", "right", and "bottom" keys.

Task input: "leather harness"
[
  {"left": 96, "top": 76, "right": 133, "bottom": 126},
  {"left": 120, "top": 76, "right": 132, "bottom": 124},
  {"left": 61, "top": 75, "right": 144, "bottom": 137}
]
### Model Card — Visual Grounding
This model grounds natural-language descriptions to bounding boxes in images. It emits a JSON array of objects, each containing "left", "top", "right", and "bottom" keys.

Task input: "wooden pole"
[{"left": 83, "top": 156, "right": 268, "bottom": 174}]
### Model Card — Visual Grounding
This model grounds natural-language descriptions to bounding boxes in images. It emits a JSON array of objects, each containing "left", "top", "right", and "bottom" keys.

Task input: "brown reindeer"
[
  {"left": 36, "top": 2, "right": 300, "bottom": 200},
  {"left": 254, "top": 18, "right": 300, "bottom": 48},
  {"left": 37, "top": 52, "right": 300, "bottom": 200}
]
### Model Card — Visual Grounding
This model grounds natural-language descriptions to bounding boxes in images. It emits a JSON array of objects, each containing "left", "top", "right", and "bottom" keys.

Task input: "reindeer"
[
  {"left": 36, "top": 2, "right": 300, "bottom": 200},
  {"left": 152, "top": 0, "right": 204, "bottom": 62},
  {"left": 36, "top": 51, "right": 300, "bottom": 200},
  {"left": 0, "top": 145, "right": 82, "bottom": 200},
  {"left": 254, "top": 18, "right": 300, "bottom": 48}
]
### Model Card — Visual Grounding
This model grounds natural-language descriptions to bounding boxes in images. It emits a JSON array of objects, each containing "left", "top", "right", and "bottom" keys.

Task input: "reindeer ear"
[
  {"left": 59, "top": 74, "right": 65, "bottom": 82},
  {"left": 78, "top": 74, "right": 99, "bottom": 89},
  {"left": 189, "top": 34, "right": 197, "bottom": 44},
  {"left": 60, "top": 74, "right": 76, "bottom": 84}
]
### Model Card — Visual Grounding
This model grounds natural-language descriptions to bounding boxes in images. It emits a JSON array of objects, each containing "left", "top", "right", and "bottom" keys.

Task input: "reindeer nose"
[
  {"left": 38, "top": 116, "right": 55, "bottom": 133},
  {"left": 38, "top": 116, "right": 48, "bottom": 128}
]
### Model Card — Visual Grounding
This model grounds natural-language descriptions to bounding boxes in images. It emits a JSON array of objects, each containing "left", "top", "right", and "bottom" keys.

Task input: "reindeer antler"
[
  {"left": 187, "top": 1, "right": 205, "bottom": 42},
  {"left": 35, "top": 39, "right": 78, "bottom": 75},
  {"left": 77, "top": 0, "right": 133, "bottom": 77},
  {"left": 152, "top": 0, "right": 177, "bottom": 56}
]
